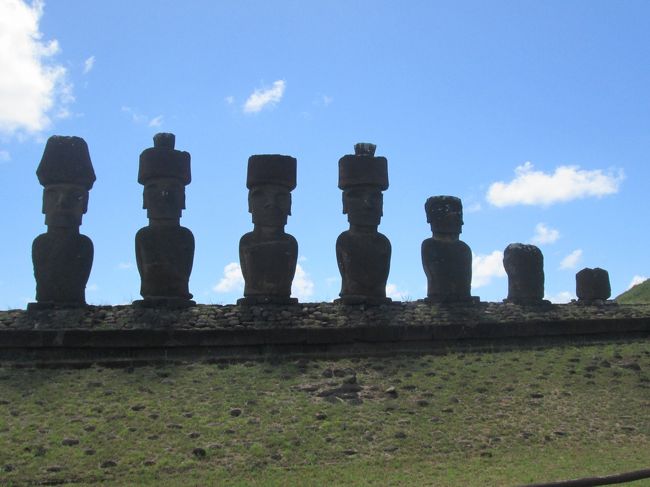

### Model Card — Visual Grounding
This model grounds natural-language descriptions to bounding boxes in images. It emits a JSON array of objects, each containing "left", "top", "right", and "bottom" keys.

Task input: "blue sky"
[{"left": 1, "top": 0, "right": 649, "bottom": 308}]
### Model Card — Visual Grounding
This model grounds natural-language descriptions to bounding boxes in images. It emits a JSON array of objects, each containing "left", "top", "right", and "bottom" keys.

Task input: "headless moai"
[
  {"left": 134, "top": 133, "right": 195, "bottom": 308},
  {"left": 30, "top": 136, "right": 96, "bottom": 309},
  {"left": 336, "top": 143, "right": 391, "bottom": 305},
  {"left": 576, "top": 267, "right": 611, "bottom": 304},
  {"left": 503, "top": 243, "right": 546, "bottom": 304},
  {"left": 238, "top": 155, "right": 298, "bottom": 305},
  {"left": 421, "top": 196, "right": 477, "bottom": 304}
]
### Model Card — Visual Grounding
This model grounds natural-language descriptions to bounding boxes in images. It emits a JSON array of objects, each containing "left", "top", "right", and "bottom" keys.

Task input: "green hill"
[{"left": 616, "top": 278, "right": 650, "bottom": 304}]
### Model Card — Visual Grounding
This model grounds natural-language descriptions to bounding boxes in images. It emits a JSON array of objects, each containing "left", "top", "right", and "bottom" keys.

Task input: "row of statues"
[{"left": 29, "top": 134, "right": 612, "bottom": 310}]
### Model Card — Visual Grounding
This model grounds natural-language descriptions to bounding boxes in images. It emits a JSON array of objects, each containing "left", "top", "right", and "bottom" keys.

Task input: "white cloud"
[
  {"left": 213, "top": 262, "right": 245, "bottom": 293},
  {"left": 243, "top": 80, "right": 285, "bottom": 114},
  {"left": 148, "top": 115, "right": 163, "bottom": 128},
  {"left": 545, "top": 291, "right": 574, "bottom": 304},
  {"left": 472, "top": 251, "right": 507, "bottom": 288},
  {"left": 531, "top": 223, "right": 560, "bottom": 245},
  {"left": 386, "top": 283, "right": 409, "bottom": 301},
  {"left": 83, "top": 55, "right": 95, "bottom": 74},
  {"left": 487, "top": 162, "right": 624, "bottom": 207},
  {"left": 0, "top": 150, "right": 10, "bottom": 162},
  {"left": 121, "top": 106, "right": 163, "bottom": 127},
  {"left": 560, "top": 249, "right": 583, "bottom": 270},
  {"left": 117, "top": 262, "right": 134, "bottom": 270},
  {"left": 292, "top": 263, "right": 314, "bottom": 301},
  {"left": 0, "top": 0, "right": 73, "bottom": 136},
  {"left": 627, "top": 275, "right": 648, "bottom": 290}
]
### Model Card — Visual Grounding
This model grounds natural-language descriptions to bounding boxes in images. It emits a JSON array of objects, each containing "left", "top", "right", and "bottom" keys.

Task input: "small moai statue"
[
  {"left": 503, "top": 243, "right": 546, "bottom": 304},
  {"left": 421, "top": 196, "right": 477, "bottom": 304},
  {"left": 336, "top": 143, "right": 391, "bottom": 305},
  {"left": 238, "top": 155, "right": 298, "bottom": 305},
  {"left": 30, "top": 136, "right": 96, "bottom": 309},
  {"left": 134, "top": 133, "right": 195, "bottom": 308},
  {"left": 576, "top": 267, "right": 611, "bottom": 304}
]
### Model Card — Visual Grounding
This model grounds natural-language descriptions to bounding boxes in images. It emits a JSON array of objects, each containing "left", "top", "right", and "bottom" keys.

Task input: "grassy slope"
[
  {"left": 616, "top": 279, "right": 650, "bottom": 304},
  {"left": 0, "top": 341, "right": 648, "bottom": 486}
]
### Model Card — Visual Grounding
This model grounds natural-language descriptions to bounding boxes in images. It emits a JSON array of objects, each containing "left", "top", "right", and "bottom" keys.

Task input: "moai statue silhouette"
[
  {"left": 30, "top": 136, "right": 96, "bottom": 309},
  {"left": 576, "top": 267, "right": 611, "bottom": 304},
  {"left": 134, "top": 133, "right": 195, "bottom": 308},
  {"left": 421, "top": 196, "right": 477, "bottom": 304},
  {"left": 503, "top": 243, "right": 546, "bottom": 304},
  {"left": 336, "top": 143, "right": 391, "bottom": 305},
  {"left": 238, "top": 155, "right": 298, "bottom": 305}
]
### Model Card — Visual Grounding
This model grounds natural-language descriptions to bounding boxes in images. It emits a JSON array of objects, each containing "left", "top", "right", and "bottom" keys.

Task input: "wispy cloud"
[
  {"left": 83, "top": 55, "right": 95, "bottom": 74},
  {"left": 627, "top": 275, "right": 647, "bottom": 290},
  {"left": 487, "top": 162, "right": 624, "bottom": 207},
  {"left": 213, "top": 262, "right": 245, "bottom": 293},
  {"left": 121, "top": 106, "right": 163, "bottom": 128},
  {"left": 530, "top": 223, "right": 560, "bottom": 245},
  {"left": 243, "top": 80, "right": 286, "bottom": 114},
  {"left": 0, "top": 150, "right": 10, "bottom": 163},
  {"left": 465, "top": 202, "right": 482, "bottom": 213},
  {"left": 0, "top": 0, "right": 73, "bottom": 136},
  {"left": 386, "top": 283, "right": 409, "bottom": 301},
  {"left": 472, "top": 251, "right": 507, "bottom": 288},
  {"left": 117, "top": 262, "right": 134, "bottom": 270},
  {"left": 224, "top": 96, "right": 235, "bottom": 105},
  {"left": 545, "top": 291, "right": 574, "bottom": 304},
  {"left": 292, "top": 264, "right": 314, "bottom": 301},
  {"left": 560, "top": 249, "right": 583, "bottom": 270}
]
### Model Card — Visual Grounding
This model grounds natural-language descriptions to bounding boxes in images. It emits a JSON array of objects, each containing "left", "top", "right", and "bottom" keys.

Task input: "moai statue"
[
  {"left": 134, "top": 133, "right": 195, "bottom": 308},
  {"left": 503, "top": 243, "right": 546, "bottom": 304},
  {"left": 576, "top": 267, "right": 611, "bottom": 304},
  {"left": 336, "top": 143, "right": 391, "bottom": 305},
  {"left": 30, "top": 136, "right": 96, "bottom": 309},
  {"left": 421, "top": 196, "right": 477, "bottom": 304},
  {"left": 238, "top": 155, "right": 298, "bottom": 305}
]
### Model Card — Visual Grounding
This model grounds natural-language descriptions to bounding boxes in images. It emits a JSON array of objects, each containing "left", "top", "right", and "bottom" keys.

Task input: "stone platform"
[{"left": 1, "top": 301, "right": 649, "bottom": 366}]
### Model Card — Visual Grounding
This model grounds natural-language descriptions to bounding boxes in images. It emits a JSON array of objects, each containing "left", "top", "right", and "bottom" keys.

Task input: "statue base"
[
  {"left": 424, "top": 296, "right": 480, "bottom": 305},
  {"left": 132, "top": 298, "right": 196, "bottom": 309},
  {"left": 27, "top": 301, "right": 87, "bottom": 311},
  {"left": 237, "top": 296, "right": 298, "bottom": 306},
  {"left": 335, "top": 295, "right": 392, "bottom": 306},
  {"left": 503, "top": 298, "right": 552, "bottom": 306}
]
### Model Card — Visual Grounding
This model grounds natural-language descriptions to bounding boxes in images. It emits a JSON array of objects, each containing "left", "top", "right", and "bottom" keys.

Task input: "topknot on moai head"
[
  {"left": 338, "top": 143, "right": 388, "bottom": 190},
  {"left": 36, "top": 136, "right": 96, "bottom": 189},
  {"left": 246, "top": 155, "right": 297, "bottom": 190},
  {"left": 425, "top": 196, "right": 463, "bottom": 233},
  {"left": 576, "top": 267, "right": 611, "bottom": 302},
  {"left": 138, "top": 133, "right": 191, "bottom": 186}
]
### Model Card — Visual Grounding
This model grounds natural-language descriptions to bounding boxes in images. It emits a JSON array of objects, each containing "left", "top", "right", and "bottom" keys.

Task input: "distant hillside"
[{"left": 616, "top": 279, "right": 650, "bottom": 304}]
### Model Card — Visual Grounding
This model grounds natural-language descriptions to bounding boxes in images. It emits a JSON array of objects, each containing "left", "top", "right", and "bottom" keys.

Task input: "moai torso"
[
  {"left": 503, "top": 243, "right": 545, "bottom": 304},
  {"left": 134, "top": 133, "right": 195, "bottom": 307},
  {"left": 337, "top": 228, "right": 391, "bottom": 302},
  {"left": 421, "top": 196, "right": 475, "bottom": 304},
  {"left": 30, "top": 136, "right": 96, "bottom": 309},
  {"left": 576, "top": 267, "right": 611, "bottom": 304},
  {"left": 238, "top": 155, "right": 298, "bottom": 305},
  {"left": 336, "top": 143, "right": 392, "bottom": 305}
]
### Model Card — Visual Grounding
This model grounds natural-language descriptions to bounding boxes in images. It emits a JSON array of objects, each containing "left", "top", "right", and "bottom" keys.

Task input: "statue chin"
[{"left": 45, "top": 212, "right": 82, "bottom": 228}]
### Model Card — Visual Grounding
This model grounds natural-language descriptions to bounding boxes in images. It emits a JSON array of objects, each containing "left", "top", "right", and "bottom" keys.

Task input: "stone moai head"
[
  {"left": 503, "top": 243, "right": 545, "bottom": 304},
  {"left": 576, "top": 267, "right": 611, "bottom": 303},
  {"left": 247, "top": 155, "right": 296, "bottom": 227},
  {"left": 425, "top": 195, "right": 463, "bottom": 236},
  {"left": 339, "top": 143, "right": 388, "bottom": 227},
  {"left": 37, "top": 136, "right": 96, "bottom": 228},
  {"left": 138, "top": 133, "right": 191, "bottom": 221}
]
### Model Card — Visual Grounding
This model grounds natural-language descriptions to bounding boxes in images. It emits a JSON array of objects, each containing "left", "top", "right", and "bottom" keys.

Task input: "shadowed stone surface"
[
  {"left": 30, "top": 136, "right": 96, "bottom": 309},
  {"left": 336, "top": 143, "right": 391, "bottom": 305},
  {"left": 134, "top": 133, "right": 195, "bottom": 308},
  {"left": 421, "top": 196, "right": 477, "bottom": 304},
  {"left": 503, "top": 244, "right": 546, "bottom": 305},
  {"left": 238, "top": 155, "right": 298, "bottom": 305},
  {"left": 576, "top": 267, "right": 611, "bottom": 303}
]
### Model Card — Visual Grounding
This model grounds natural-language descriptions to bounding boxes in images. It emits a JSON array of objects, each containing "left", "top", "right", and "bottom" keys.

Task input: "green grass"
[
  {"left": 0, "top": 340, "right": 649, "bottom": 486},
  {"left": 617, "top": 279, "right": 650, "bottom": 303}
]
